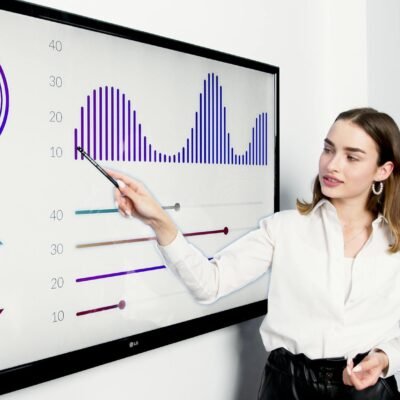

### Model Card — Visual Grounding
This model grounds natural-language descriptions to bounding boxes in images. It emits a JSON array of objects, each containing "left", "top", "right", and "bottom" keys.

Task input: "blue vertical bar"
[
  {"left": 199, "top": 94, "right": 202, "bottom": 163},
  {"left": 265, "top": 113, "right": 268, "bottom": 165},
  {"left": 186, "top": 138, "right": 190, "bottom": 163},
  {"left": 178, "top": 153, "right": 180, "bottom": 163},
  {"left": 255, "top": 116, "right": 258, "bottom": 165},
  {"left": 245, "top": 151, "right": 248, "bottom": 165},
  {"left": 195, "top": 112, "right": 198, "bottom": 163},
  {"left": 116, "top": 89, "right": 120, "bottom": 161},
  {"left": 211, "top": 73, "right": 214, "bottom": 164},
  {"left": 191, "top": 128, "right": 194, "bottom": 162},
  {"left": 159, "top": 153, "right": 162, "bottom": 162},
  {"left": 80, "top": 106, "right": 84, "bottom": 160},
  {"left": 223, "top": 107, "right": 227, "bottom": 163},
  {"left": 215, "top": 75, "right": 218, "bottom": 164},
  {"left": 232, "top": 149, "right": 234, "bottom": 164},
  {"left": 182, "top": 148, "right": 185, "bottom": 163},
  {"left": 138, "top": 123, "right": 142, "bottom": 161},
  {"left": 143, "top": 136, "right": 147, "bottom": 161},
  {"left": 203, "top": 80, "right": 207, "bottom": 163},
  {"left": 122, "top": 94, "right": 125, "bottom": 161},
  {"left": 207, "top": 74, "right": 210, "bottom": 163},
  {"left": 248, "top": 143, "right": 252, "bottom": 165},
  {"left": 111, "top": 87, "right": 114, "bottom": 161},
  {"left": 173, "top": 155, "right": 176, "bottom": 162},
  {"left": 168, "top": 155, "right": 171, "bottom": 163},
  {"left": 87, "top": 95, "right": 91, "bottom": 156},
  {"left": 99, "top": 87, "right": 102, "bottom": 160},
  {"left": 149, "top": 143, "right": 152, "bottom": 162},
  {"left": 133, "top": 110, "right": 136, "bottom": 161},
  {"left": 219, "top": 86, "right": 222, "bottom": 164},
  {"left": 258, "top": 114, "right": 263, "bottom": 165},
  {"left": 93, "top": 90, "right": 96, "bottom": 159},
  {"left": 105, "top": 87, "right": 108, "bottom": 161},
  {"left": 128, "top": 100, "right": 131, "bottom": 161},
  {"left": 252, "top": 128, "right": 255, "bottom": 165}
]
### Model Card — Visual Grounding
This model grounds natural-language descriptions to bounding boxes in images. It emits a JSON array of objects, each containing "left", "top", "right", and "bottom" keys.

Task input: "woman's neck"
[{"left": 331, "top": 198, "right": 374, "bottom": 228}]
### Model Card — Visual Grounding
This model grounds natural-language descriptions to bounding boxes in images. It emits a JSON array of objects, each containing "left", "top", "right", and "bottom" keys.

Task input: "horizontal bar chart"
[{"left": 76, "top": 300, "right": 126, "bottom": 317}]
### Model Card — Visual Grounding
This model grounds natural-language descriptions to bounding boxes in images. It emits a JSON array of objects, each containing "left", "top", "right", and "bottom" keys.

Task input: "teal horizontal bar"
[{"left": 75, "top": 208, "right": 118, "bottom": 215}]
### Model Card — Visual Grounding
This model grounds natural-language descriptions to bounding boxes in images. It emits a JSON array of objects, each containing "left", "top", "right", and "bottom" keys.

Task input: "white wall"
[{"left": 4, "top": 0, "right": 371, "bottom": 399}]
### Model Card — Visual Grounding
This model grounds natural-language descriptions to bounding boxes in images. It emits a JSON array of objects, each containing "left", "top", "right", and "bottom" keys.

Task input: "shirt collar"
[{"left": 311, "top": 198, "right": 388, "bottom": 226}]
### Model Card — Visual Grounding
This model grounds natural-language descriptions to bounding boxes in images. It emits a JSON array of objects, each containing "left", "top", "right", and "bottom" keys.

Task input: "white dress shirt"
[{"left": 158, "top": 199, "right": 400, "bottom": 377}]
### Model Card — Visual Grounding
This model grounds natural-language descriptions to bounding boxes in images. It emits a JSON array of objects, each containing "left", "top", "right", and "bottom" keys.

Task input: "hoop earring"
[{"left": 372, "top": 181, "right": 384, "bottom": 195}]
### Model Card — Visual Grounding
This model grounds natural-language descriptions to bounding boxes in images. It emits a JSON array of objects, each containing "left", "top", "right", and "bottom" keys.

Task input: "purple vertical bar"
[
  {"left": 105, "top": 87, "right": 108, "bottom": 161},
  {"left": 203, "top": 80, "right": 207, "bottom": 163},
  {"left": 159, "top": 153, "right": 162, "bottom": 162},
  {"left": 99, "top": 88, "right": 103, "bottom": 160},
  {"left": 80, "top": 106, "right": 84, "bottom": 160},
  {"left": 245, "top": 151, "right": 248, "bottom": 165},
  {"left": 227, "top": 133, "right": 230, "bottom": 164},
  {"left": 154, "top": 149, "right": 157, "bottom": 161},
  {"left": 87, "top": 95, "right": 91, "bottom": 156},
  {"left": 168, "top": 155, "right": 171, "bottom": 163},
  {"left": 93, "top": 90, "right": 96, "bottom": 159},
  {"left": 199, "top": 95, "right": 202, "bottom": 163},
  {"left": 111, "top": 87, "right": 114, "bottom": 161},
  {"left": 74, "top": 129, "right": 78, "bottom": 159},
  {"left": 211, "top": 73, "right": 214, "bottom": 164},
  {"left": 143, "top": 136, "right": 147, "bottom": 162},
  {"left": 182, "top": 148, "right": 185, "bottom": 163},
  {"left": 133, "top": 110, "right": 136, "bottom": 161},
  {"left": 122, "top": 94, "right": 126, "bottom": 161},
  {"left": 215, "top": 75, "right": 219, "bottom": 164},
  {"left": 149, "top": 144, "right": 152, "bottom": 162},
  {"left": 116, "top": 89, "right": 120, "bottom": 161},
  {"left": 128, "top": 101, "right": 131, "bottom": 161},
  {"left": 138, "top": 123, "right": 142, "bottom": 161},
  {"left": 191, "top": 128, "right": 194, "bottom": 162},
  {"left": 186, "top": 138, "right": 190, "bottom": 163},
  {"left": 195, "top": 112, "right": 198, "bottom": 163},
  {"left": 232, "top": 149, "right": 235, "bottom": 164},
  {"left": 178, "top": 153, "right": 180, "bottom": 163},
  {"left": 173, "top": 155, "right": 176, "bottom": 162}
]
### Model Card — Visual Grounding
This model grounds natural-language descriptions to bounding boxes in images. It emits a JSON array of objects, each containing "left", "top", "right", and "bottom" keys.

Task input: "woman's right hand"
[{"left": 107, "top": 169, "right": 178, "bottom": 246}]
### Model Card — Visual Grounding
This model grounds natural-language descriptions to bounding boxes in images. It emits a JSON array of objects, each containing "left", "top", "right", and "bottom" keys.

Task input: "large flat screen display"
[{"left": 0, "top": 0, "right": 279, "bottom": 394}]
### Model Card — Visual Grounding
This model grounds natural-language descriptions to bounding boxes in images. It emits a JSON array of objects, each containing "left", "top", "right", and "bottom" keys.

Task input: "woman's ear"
[{"left": 375, "top": 161, "right": 394, "bottom": 181}]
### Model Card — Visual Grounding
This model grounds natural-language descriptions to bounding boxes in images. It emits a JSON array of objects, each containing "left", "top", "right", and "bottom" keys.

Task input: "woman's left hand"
[{"left": 343, "top": 350, "right": 389, "bottom": 390}]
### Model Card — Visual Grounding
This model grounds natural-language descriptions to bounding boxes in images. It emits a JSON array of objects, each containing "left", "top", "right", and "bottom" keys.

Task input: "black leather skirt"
[{"left": 258, "top": 347, "right": 400, "bottom": 400}]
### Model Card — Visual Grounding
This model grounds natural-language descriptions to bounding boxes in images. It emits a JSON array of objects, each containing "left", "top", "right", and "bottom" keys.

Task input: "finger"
[
  {"left": 352, "top": 356, "right": 380, "bottom": 373},
  {"left": 349, "top": 367, "right": 379, "bottom": 391},
  {"left": 106, "top": 169, "right": 143, "bottom": 191}
]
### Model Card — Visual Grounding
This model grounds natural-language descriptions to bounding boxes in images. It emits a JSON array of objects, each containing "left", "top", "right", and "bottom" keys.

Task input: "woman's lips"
[{"left": 322, "top": 175, "right": 343, "bottom": 188}]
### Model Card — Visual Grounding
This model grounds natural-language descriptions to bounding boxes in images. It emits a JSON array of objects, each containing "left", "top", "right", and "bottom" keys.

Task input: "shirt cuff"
[
  {"left": 157, "top": 231, "right": 189, "bottom": 266},
  {"left": 369, "top": 345, "right": 398, "bottom": 378}
]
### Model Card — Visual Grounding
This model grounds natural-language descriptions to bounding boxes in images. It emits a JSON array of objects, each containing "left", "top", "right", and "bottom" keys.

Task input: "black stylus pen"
[{"left": 77, "top": 146, "right": 120, "bottom": 189}]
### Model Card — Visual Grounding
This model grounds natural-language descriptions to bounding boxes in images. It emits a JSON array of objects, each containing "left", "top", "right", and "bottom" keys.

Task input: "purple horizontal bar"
[{"left": 76, "top": 265, "right": 166, "bottom": 282}]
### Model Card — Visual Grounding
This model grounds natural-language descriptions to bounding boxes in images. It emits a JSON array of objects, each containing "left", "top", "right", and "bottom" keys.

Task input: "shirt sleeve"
[
  {"left": 157, "top": 215, "right": 276, "bottom": 304},
  {"left": 372, "top": 337, "right": 400, "bottom": 377}
]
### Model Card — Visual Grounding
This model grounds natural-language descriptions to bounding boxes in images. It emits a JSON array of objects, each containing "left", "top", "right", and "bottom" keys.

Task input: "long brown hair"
[{"left": 297, "top": 107, "right": 400, "bottom": 252}]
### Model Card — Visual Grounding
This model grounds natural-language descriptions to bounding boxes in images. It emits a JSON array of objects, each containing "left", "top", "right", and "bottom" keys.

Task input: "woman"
[{"left": 109, "top": 108, "right": 400, "bottom": 399}]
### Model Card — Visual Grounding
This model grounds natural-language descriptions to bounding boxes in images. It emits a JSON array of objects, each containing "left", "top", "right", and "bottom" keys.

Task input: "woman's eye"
[
  {"left": 323, "top": 147, "right": 332, "bottom": 153},
  {"left": 347, "top": 155, "right": 358, "bottom": 161}
]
